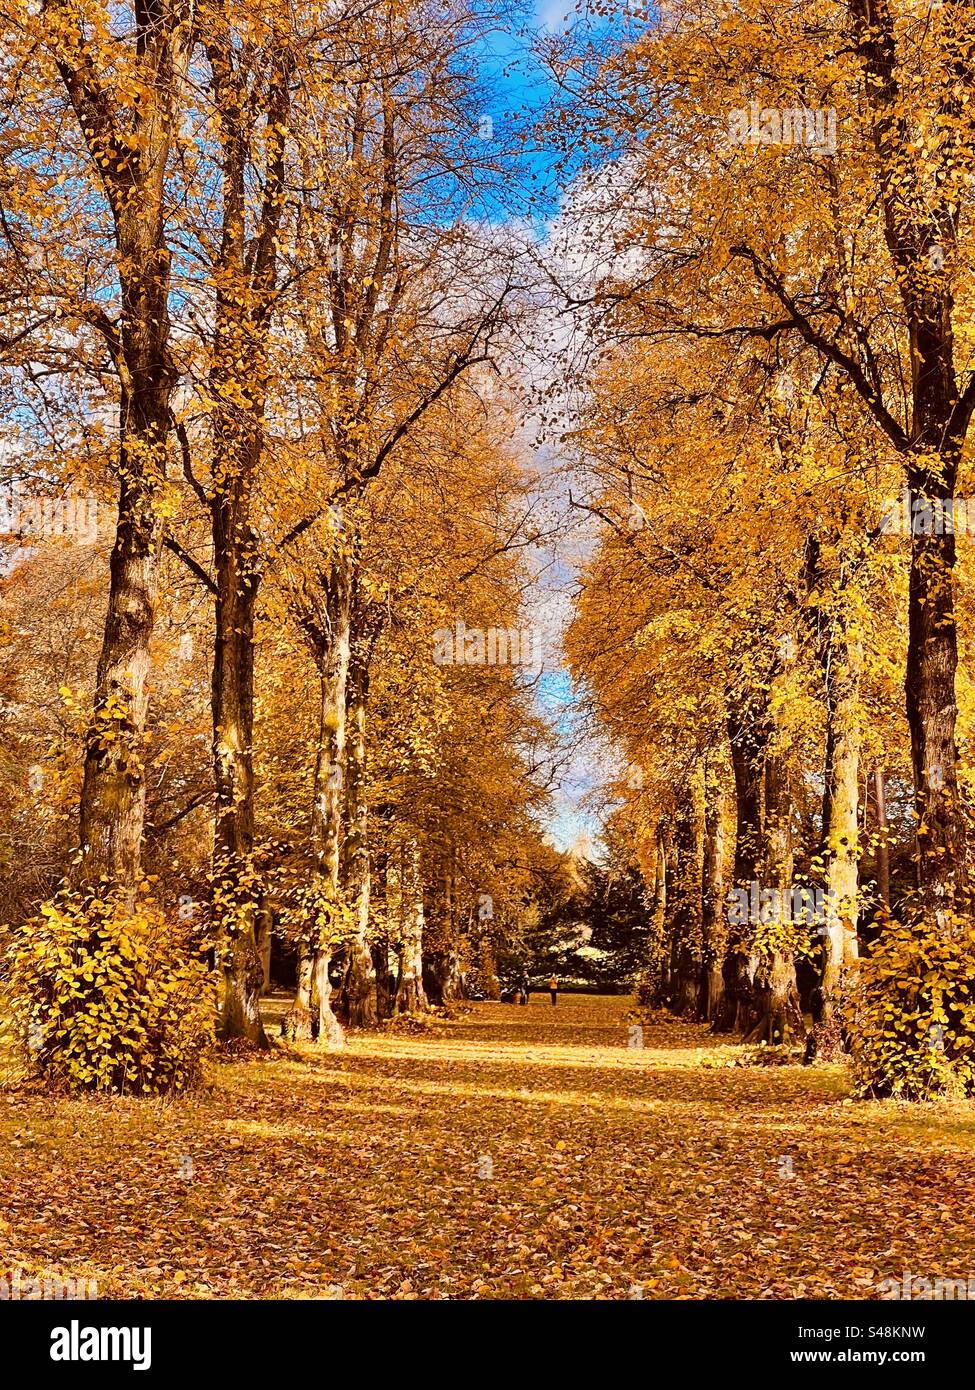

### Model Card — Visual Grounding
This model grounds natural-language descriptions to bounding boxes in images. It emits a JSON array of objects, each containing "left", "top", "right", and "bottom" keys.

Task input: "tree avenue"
[{"left": 2, "top": 0, "right": 975, "bottom": 1315}]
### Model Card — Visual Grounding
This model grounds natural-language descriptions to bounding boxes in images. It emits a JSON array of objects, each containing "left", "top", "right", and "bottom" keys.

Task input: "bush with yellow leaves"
[
  {"left": 842, "top": 911, "right": 975, "bottom": 1100},
  {"left": 3, "top": 886, "right": 215, "bottom": 1094}
]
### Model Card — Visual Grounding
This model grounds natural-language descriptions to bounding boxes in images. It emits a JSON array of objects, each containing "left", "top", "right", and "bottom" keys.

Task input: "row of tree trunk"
[{"left": 650, "top": 579, "right": 872, "bottom": 1055}]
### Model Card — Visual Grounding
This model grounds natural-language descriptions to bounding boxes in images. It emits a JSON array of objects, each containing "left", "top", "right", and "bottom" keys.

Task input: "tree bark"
[
  {"left": 284, "top": 556, "right": 350, "bottom": 1046},
  {"left": 478, "top": 933, "right": 501, "bottom": 1001},
  {"left": 803, "top": 538, "right": 862, "bottom": 1060},
  {"left": 423, "top": 857, "right": 466, "bottom": 1005},
  {"left": 342, "top": 629, "right": 377, "bottom": 1026},
  {"left": 874, "top": 766, "right": 890, "bottom": 907},
  {"left": 749, "top": 950, "right": 805, "bottom": 1047},
  {"left": 822, "top": 633, "right": 862, "bottom": 985},
  {"left": 715, "top": 685, "right": 769, "bottom": 1033},
  {"left": 809, "top": 623, "right": 863, "bottom": 1061},
  {"left": 312, "top": 578, "right": 350, "bottom": 1048},
  {"left": 212, "top": 489, "right": 266, "bottom": 1045},
  {"left": 207, "top": 35, "right": 291, "bottom": 1043},
  {"left": 395, "top": 839, "right": 427, "bottom": 1014},
  {"left": 58, "top": 0, "right": 193, "bottom": 903},
  {"left": 76, "top": 428, "right": 168, "bottom": 902},
  {"left": 286, "top": 951, "right": 315, "bottom": 1043},
  {"left": 440, "top": 861, "right": 466, "bottom": 1003},
  {"left": 648, "top": 821, "right": 669, "bottom": 1003},
  {"left": 667, "top": 791, "right": 703, "bottom": 1017},
  {"left": 256, "top": 897, "right": 273, "bottom": 997},
  {"left": 698, "top": 749, "right": 727, "bottom": 1023},
  {"left": 847, "top": 0, "right": 974, "bottom": 918},
  {"left": 747, "top": 751, "right": 804, "bottom": 1045},
  {"left": 904, "top": 500, "right": 968, "bottom": 917}
]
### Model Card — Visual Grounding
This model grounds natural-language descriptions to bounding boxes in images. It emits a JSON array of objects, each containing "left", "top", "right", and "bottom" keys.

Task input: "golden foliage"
[{"left": 3, "top": 886, "right": 214, "bottom": 1094}]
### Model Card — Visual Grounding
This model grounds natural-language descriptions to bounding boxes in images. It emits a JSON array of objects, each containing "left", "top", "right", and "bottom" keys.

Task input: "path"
[{"left": 2, "top": 994, "right": 974, "bottom": 1298}]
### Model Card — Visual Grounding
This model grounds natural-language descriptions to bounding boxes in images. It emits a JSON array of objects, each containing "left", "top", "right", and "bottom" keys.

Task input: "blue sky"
[
  {"left": 472, "top": 1, "right": 621, "bottom": 857},
  {"left": 470, "top": 0, "right": 611, "bottom": 225}
]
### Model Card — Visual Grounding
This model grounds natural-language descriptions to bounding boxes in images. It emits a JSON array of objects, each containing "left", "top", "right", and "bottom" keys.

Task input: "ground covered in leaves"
[{"left": 2, "top": 993, "right": 974, "bottom": 1299}]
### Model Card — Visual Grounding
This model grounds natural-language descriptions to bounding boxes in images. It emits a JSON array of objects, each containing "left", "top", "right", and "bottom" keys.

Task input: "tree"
[
  {"left": 36, "top": 0, "right": 195, "bottom": 901},
  {"left": 560, "top": 0, "right": 975, "bottom": 920}
]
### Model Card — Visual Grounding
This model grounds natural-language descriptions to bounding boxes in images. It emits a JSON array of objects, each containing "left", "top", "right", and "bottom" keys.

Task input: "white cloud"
[{"left": 534, "top": 0, "right": 580, "bottom": 33}]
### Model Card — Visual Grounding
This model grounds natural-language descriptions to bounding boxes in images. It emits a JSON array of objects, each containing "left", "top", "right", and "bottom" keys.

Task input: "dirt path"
[{"left": 2, "top": 993, "right": 974, "bottom": 1298}]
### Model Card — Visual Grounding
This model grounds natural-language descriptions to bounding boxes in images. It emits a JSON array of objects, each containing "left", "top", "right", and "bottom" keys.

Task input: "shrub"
[
  {"left": 3, "top": 885, "right": 215, "bottom": 1094},
  {"left": 842, "top": 911, "right": 975, "bottom": 1100}
]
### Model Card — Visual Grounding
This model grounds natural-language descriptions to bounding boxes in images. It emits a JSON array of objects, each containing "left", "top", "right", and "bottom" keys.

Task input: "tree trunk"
[
  {"left": 748, "top": 950, "right": 805, "bottom": 1046},
  {"left": 66, "top": 2, "right": 194, "bottom": 902},
  {"left": 715, "top": 686, "right": 768, "bottom": 1033},
  {"left": 904, "top": 491, "right": 968, "bottom": 917},
  {"left": 424, "top": 860, "right": 466, "bottom": 1005},
  {"left": 76, "top": 450, "right": 167, "bottom": 903},
  {"left": 667, "top": 792, "right": 703, "bottom": 1018},
  {"left": 342, "top": 636, "right": 377, "bottom": 1027},
  {"left": 698, "top": 749, "right": 727, "bottom": 1023},
  {"left": 478, "top": 934, "right": 501, "bottom": 1001},
  {"left": 847, "top": 0, "right": 973, "bottom": 917},
  {"left": 205, "top": 38, "right": 291, "bottom": 1042},
  {"left": 874, "top": 766, "right": 890, "bottom": 907},
  {"left": 212, "top": 488, "right": 267, "bottom": 1046},
  {"left": 284, "top": 559, "right": 351, "bottom": 1046},
  {"left": 256, "top": 898, "right": 273, "bottom": 996},
  {"left": 395, "top": 839, "right": 427, "bottom": 1014},
  {"left": 802, "top": 539, "right": 862, "bottom": 1061},
  {"left": 823, "top": 633, "right": 862, "bottom": 984},
  {"left": 433, "top": 949, "right": 465, "bottom": 1005},
  {"left": 285, "top": 951, "right": 315, "bottom": 1043},
  {"left": 373, "top": 940, "right": 394, "bottom": 1019},
  {"left": 312, "top": 586, "right": 349, "bottom": 1048},
  {"left": 648, "top": 822, "right": 668, "bottom": 1002},
  {"left": 444, "top": 859, "right": 466, "bottom": 1002},
  {"left": 315, "top": 946, "right": 345, "bottom": 1050},
  {"left": 746, "top": 751, "right": 804, "bottom": 1046},
  {"left": 806, "top": 620, "right": 863, "bottom": 1061}
]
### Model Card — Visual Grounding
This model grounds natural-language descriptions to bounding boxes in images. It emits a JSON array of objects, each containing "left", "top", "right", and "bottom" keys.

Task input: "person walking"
[
  {"left": 548, "top": 974, "right": 558, "bottom": 1006},
  {"left": 519, "top": 972, "right": 529, "bottom": 1005}
]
